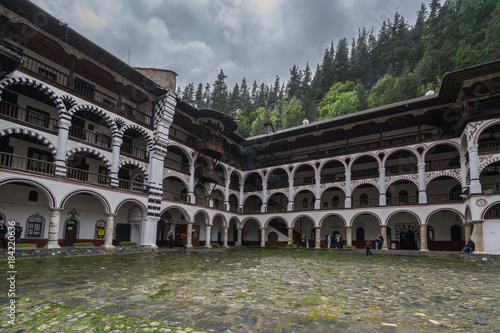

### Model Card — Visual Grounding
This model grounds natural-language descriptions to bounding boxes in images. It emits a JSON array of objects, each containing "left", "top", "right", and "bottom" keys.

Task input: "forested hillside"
[{"left": 176, "top": 0, "right": 500, "bottom": 138}]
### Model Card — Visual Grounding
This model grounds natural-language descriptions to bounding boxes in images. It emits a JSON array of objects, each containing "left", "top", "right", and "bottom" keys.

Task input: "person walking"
[
  {"left": 366, "top": 239, "right": 373, "bottom": 256},
  {"left": 14, "top": 222, "right": 23, "bottom": 245},
  {"left": 180, "top": 234, "right": 187, "bottom": 250},
  {"left": 305, "top": 234, "right": 309, "bottom": 248},
  {"left": 0, "top": 220, "right": 7, "bottom": 249},
  {"left": 301, "top": 234, "right": 306, "bottom": 248}
]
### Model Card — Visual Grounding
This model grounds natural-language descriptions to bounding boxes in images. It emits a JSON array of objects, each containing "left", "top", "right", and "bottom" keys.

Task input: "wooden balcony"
[
  {"left": 0, "top": 101, "right": 58, "bottom": 133},
  {"left": 66, "top": 167, "right": 110, "bottom": 186},
  {"left": 118, "top": 179, "right": 149, "bottom": 194},
  {"left": 0, "top": 152, "right": 54, "bottom": 175}
]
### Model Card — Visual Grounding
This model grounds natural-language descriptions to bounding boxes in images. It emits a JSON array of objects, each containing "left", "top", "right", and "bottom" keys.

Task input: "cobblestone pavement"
[{"left": 1, "top": 249, "right": 500, "bottom": 333}]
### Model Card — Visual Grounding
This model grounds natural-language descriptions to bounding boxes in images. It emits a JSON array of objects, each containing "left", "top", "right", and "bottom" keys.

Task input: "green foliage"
[
  {"left": 285, "top": 244, "right": 297, "bottom": 249},
  {"left": 250, "top": 107, "right": 273, "bottom": 137},
  {"left": 317, "top": 81, "right": 358, "bottom": 119},
  {"left": 73, "top": 242, "right": 94, "bottom": 246},
  {"left": 119, "top": 241, "right": 137, "bottom": 246},
  {"left": 16, "top": 243, "right": 37, "bottom": 247},
  {"left": 210, "top": 243, "right": 220, "bottom": 248}
]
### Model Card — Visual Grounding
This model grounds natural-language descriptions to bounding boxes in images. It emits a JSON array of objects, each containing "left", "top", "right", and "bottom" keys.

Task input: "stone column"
[
  {"left": 288, "top": 227, "right": 293, "bottom": 245},
  {"left": 378, "top": 168, "right": 386, "bottom": 206},
  {"left": 224, "top": 180, "right": 230, "bottom": 211},
  {"left": 188, "top": 166, "right": 196, "bottom": 204},
  {"left": 468, "top": 145, "right": 482, "bottom": 194},
  {"left": 205, "top": 224, "right": 212, "bottom": 248},
  {"left": 261, "top": 183, "right": 268, "bottom": 213},
  {"left": 460, "top": 157, "right": 468, "bottom": 192},
  {"left": 237, "top": 227, "right": 242, "bottom": 247},
  {"left": 315, "top": 227, "right": 321, "bottom": 249},
  {"left": 346, "top": 226, "right": 352, "bottom": 246},
  {"left": 315, "top": 176, "right": 321, "bottom": 209},
  {"left": 464, "top": 223, "right": 472, "bottom": 243},
  {"left": 472, "top": 220, "right": 485, "bottom": 253},
  {"left": 419, "top": 224, "right": 428, "bottom": 251},
  {"left": 141, "top": 216, "right": 159, "bottom": 248},
  {"left": 287, "top": 180, "right": 294, "bottom": 211},
  {"left": 260, "top": 227, "right": 266, "bottom": 247},
  {"left": 54, "top": 118, "right": 71, "bottom": 177},
  {"left": 345, "top": 172, "right": 352, "bottom": 208},
  {"left": 418, "top": 163, "right": 427, "bottom": 204},
  {"left": 223, "top": 226, "right": 229, "bottom": 248},
  {"left": 239, "top": 185, "right": 244, "bottom": 213},
  {"left": 46, "top": 208, "right": 63, "bottom": 248},
  {"left": 109, "top": 136, "right": 123, "bottom": 187},
  {"left": 381, "top": 225, "right": 388, "bottom": 250},
  {"left": 104, "top": 214, "right": 116, "bottom": 249},
  {"left": 186, "top": 221, "right": 193, "bottom": 248}
]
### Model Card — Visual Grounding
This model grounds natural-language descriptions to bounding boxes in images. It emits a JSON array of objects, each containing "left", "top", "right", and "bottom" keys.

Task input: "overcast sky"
[{"left": 32, "top": 0, "right": 431, "bottom": 91}]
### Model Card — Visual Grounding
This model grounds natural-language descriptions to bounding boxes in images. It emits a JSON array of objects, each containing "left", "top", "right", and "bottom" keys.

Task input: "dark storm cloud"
[{"left": 32, "top": 0, "right": 430, "bottom": 91}]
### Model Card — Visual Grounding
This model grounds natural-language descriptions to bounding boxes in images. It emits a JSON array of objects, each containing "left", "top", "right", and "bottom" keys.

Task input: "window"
[
  {"left": 399, "top": 190, "right": 409, "bottom": 204},
  {"left": 332, "top": 196, "right": 340, "bottom": 208},
  {"left": 28, "top": 190, "right": 38, "bottom": 202},
  {"left": 360, "top": 193, "right": 368, "bottom": 206},
  {"left": 26, "top": 213, "right": 45, "bottom": 237},
  {"left": 356, "top": 227, "right": 365, "bottom": 241},
  {"left": 302, "top": 198, "right": 308, "bottom": 209},
  {"left": 451, "top": 225, "right": 462, "bottom": 241},
  {"left": 95, "top": 220, "right": 106, "bottom": 239},
  {"left": 427, "top": 226, "right": 434, "bottom": 241}
]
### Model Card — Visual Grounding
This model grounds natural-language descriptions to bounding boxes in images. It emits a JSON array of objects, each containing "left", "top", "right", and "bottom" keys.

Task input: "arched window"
[
  {"left": 302, "top": 197, "right": 308, "bottom": 209},
  {"left": 399, "top": 190, "right": 408, "bottom": 204},
  {"left": 450, "top": 225, "right": 462, "bottom": 241},
  {"left": 26, "top": 213, "right": 45, "bottom": 237},
  {"left": 95, "top": 220, "right": 106, "bottom": 239},
  {"left": 332, "top": 196, "right": 340, "bottom": 208},
  {"left": 28, "top": 190, "right": 38, "bottom": 202},
  {"left": 360, "top": 193, "right": 368, "bottom": 206},
  {"left": 356, "top": 227, "right": 365, "bottom": 241},
  {"left": 427, "top": 226, "right": 434, "bottom": 241},
  {"left": 386, "top": 192, "right": 392, "bottom": 205}
]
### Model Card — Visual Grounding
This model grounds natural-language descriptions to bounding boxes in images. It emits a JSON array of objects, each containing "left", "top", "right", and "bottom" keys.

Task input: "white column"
[
  {"left": 205, "top": 224, "right": 212, "bottom": 248},
  {"left": 346, "top": 226, "right": 352, "bottom": 246},
  {"left": 472, "top": 219, "right": 486, "bottom": 253},
  {"left": 224, "top": 180, "right": 230, "bottom": 211},
  {"left": 260, "top": 227, "right": 266, "bottom": 247},
  {"left": 379, "top": 168, "right": 386, "bottom": 206},
  {"left": 189, "top": 166, "right": 196, "bottom": 204},
  {"left": 239, "top": 185, "right": 244, "bottom": 213},
  {"left": 418, "top": 163, "right": 427, "bottom": 204},
  {"left": 223, "top": 226, "right": 229, "bottom": 248},
  {"left": 109, "top": 136, "right": 123, "bottom": 187},
  {"left": 187, "top": 221, "right": 193, "bottom": 248},
  {"left": 141, "top": 216, "right": 159, "bottom": 248},
  {"left": 46, "top": 208, "right": 63, "bottom": 248},
  {"left": 288, "top": 227, "right": 293, "bottom": 245},
  {"left": 237, "top": 227, "right": 242, "bottom": 247},
  {"left": 104, "top": 214, "right": 115, "bottom": 249},
  {"left": 315, "top": 176, "right": 321, "bottom": 209},
  {"left": 261, "top": 183, "right": 268, "bottom": 213},
  {"left": 468, "top": 145, "right": 482, "bottom": 194},
  {"left": 345, "top": 172, "right": 352, "bottom": 208},
  {"left": 287, "top": 180, "right": 294, "bottom": 211},
  {"left": 54, "top": 118, "right": 71, "bottom": 177},
  {"left": 381, "top": 225, "right": 388, "bottom": 251},
  {"left": 419, "top": 224, "right": 428, "bottom": 252},
  {"left": 460, "top": 157, "right": 468, "bottom": 192},
  {"left": 315, "top": 227, "right": 321, "bottom": 249}
]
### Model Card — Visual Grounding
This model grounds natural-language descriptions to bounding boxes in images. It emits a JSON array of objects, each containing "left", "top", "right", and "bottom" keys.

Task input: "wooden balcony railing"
[
  {"left": 469, "top": 100, "right": 500, "bottom": 114},
  {"left": 267, "top": 205, "right": 287, "bottom": 212},
  {"left": 351, "top": 168, "right": 379, "bottom": 180},
  {"left": 164, "top": 157, "right": 190, "bottom": 173},
  {"left": 387, "top": 196, "right": 418, "bottom": 206},
  {"left": 321, "top": 201, "right": 345, "bottom": 209},
  {"left": 120, "top": 143, "right": 149, "bottom": 161},
  {"left": 66, "top": 167, "right": 110, "bottom": 186},
  {"left": 352, "top": 198, "right": 379, "bottom": 208},
  {"left": 427, "top": 193, "right": 463, "bottom": 204},
  {"left": 0, "top": 101, "right": 58, "bottom": 132},
  {"left": 385, "top": 164, "right": 418, "bottom": 176},
  {"left": 162, "top": 190, "right": 189, "bottom": 203},
  {"left": 0, "top": 152, "right": 54, "bottom": 175},
  {"left": 118, "top": 179, "right": 149, "bottom": 194},
  {"left": 267, "top": 180, "right": 288, "bottom": 189},
  {"left": 69, "top": 124, "right": 112, "bottom": 149},
  {"left": 426, "top": 158, "right": 461, "bottom": 171},
  {"left": 22, "top": 54, "right": 69, "bottom": 86},
  {"left": 479, "top": 140, "right": 500, "bottom": 154}
]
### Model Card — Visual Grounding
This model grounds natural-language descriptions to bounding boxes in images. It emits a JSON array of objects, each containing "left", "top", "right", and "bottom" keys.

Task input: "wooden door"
[
  {"left": 175, "top": 224, "right": 187, "bottom": 247},
  {"left": 268, "top": 232, "right": 278, "bottom": 247},
  {"left": 192, "top": 225, "right": 200, "bottom": 247},
  {"left": 63, "top": 219, "right": 78, "bottom": 247}
]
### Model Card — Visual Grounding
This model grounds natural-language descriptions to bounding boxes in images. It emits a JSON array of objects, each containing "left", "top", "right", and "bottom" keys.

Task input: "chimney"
[{"left": 263, "top": 121, "right": 276, "bottom": 135}]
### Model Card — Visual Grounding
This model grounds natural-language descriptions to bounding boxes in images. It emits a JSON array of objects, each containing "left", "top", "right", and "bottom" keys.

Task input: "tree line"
[{"left": 176, "top": 0, "right": 500, "bottom": 138}]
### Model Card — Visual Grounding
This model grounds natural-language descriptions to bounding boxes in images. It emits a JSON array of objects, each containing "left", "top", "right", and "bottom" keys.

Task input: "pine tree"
[
  {"left": 333, "top": 38, "right": 350, "bottom": 83},
  {"left": 211, "top": 70, "right": 229, "bottom": 113},
  {"left": 239, "top": 78, "right": 253, "bottom": 117},
  {"left": 194, "top": 83, "right": 204, "bottom": 108},
  {"left": 203, "top": 83, "right": 211, "bottom": 108},
  {"left": 267, "top": 75, "right": 280, "bottom": 110},
  {"left": 228, "top": 83, "right": 241, "bottom": 114},
  {"left": 286, "top": 64, "right": 302, "bottom": 99}
]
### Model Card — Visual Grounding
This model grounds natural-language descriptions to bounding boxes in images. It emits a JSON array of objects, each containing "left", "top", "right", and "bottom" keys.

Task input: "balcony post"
[
  {"left": 187, "top": 221, "right": 194, "bottom": 248},
  {"left": 261, "top": 183, "right": 268, "bottom": 213},
  {"left": 189, "top": 166, "right": 195, "bottom": 204},
  {"left": 46, "top": 208, "right": 63, "bottom": 249},
  {"left": 287, "top": 180, "right": 294, "bottom": 211},
  {"left": 468, "top": 145, "right": 482, "bottom": 194},
  {"left": 345, "top": 172, "right": 352, "bottom": 208},
  {"left": 315, "top": 176, "right": 321, "bottom": 209},
  {"left": 460, "top": 157, "right": 468, "bottom": 192},
  {"left": 205, "top": 224, "right": 212, "bottom": 248},
  {"left": 419, "top": 224, "right": 428, "bottom": 251},
  {"left": 260, "top": 227, "right": 266, "bottom": 247},
  {"left": 224, "top": 180, "right": 230, "bottom": 211},
  {"left": 418, "top": 163, "right": 427, "bottom": 204},
  {"left": 110, "top": 135, "right": 123, "bottom": 187},
  {"left": 346, "top": 226, "right": 352, "bottom": 246},
  {"left": 104, "top": 213, "right": 116, "bottom": 250},
  {"left": 288, "top": 227, "right": 293, "bottom": 245},
  {"left": 378, "top": 168, "right": 386, "bottom": 206},
  {"left": 315, "top": 227, "right": 321, "bottom": 249},
  {"left": 55, "top": 117, "right": 71, "bottom": 177}
]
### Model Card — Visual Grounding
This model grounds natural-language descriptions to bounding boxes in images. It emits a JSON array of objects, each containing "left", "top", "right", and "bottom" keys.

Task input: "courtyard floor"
[{"left": 1, "top": 248, "right": 500, "bottom": 333}]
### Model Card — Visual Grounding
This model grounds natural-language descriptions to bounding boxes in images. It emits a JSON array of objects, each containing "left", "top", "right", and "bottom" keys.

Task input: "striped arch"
[
  {"left": 242, "top": 170, "right": 265, "bottom": 184},
  {"left": 66, "top": 146, "right": 112, "bottom": 172},
  {"left": 472, "top": 118, "right": 500, "bottom": 145},
  {"left": 264, "top": 166, "right": 291, "bottom": 183},
  {"left": 0, "top": 128, "right": 57, "bottom": 157},
  {"left": 120, "top": 124, "right": 154, "bottom": 150},
  {"left": 425, "top": 171, "right": 462, "bottom": 187},
  {"left": 319, "top": 183, "right": 346, "bottom": 196},
  {"left": 163, "top": 171, "right": 189, "bottom": 188},
  {"left": 212, "top": 213, "right": 228, "bottom": 227},
  {"left": 386, "top": 209, "right": 422, "bottom": 225},
  {"left": 385, "top": 174, "right": 420, "bottom": 191},
  {"left": 160, "top": 205, "right": 191, "bottom": 222},
  {"left": 383, "top": 146, "right": 422, "bottom": 165},
  {"left": 425, "top": 208, "right": 465, "bottom": 225},
  {"left": 166, "top": 142, "right": 195, "bottom": 166},
  {"left": 0, "top": 77, "right": 66, "bottom": 115},
  {"left": 291, "top": 161, "right": 317, "bottom": 179},
  {"left": 423, "top": 140, "right": 462, "bottom": 159},
  {"left": 118, "top": 159, "right": 149, "bottom": 180},
  {"left": 0, "top": 177, "right": 56, "bottom": 207},
  {"left": 350, "top": 211, "right": 382, "bottom": 227},
  {"left": 264, "top": 216, "right": 288, "bottom": 228},
  {"left": 291, "top": 214, "right": 316, "bottom": 228},
  {"left": 348, "top": 152, "right": 382, "bottom": 172},
  {"left": 68, "top": 104, "right": 118, "bottom": 135},
  {"left": 241, "top": 217, "right": 262, "bottom": 229},
  {"left": 60, "top": 189, "right": 112, "bottom": 214},
  {"left": 478, "top": 155, "right": 500, "bottom": 174},
  {"left": 213, "top": 163, "right": 229, "bottom": 182},
  {"left": 193, "top": 209, "right": 210, "bottom": 225},
  {"left": 351, "top": 179, "right": 380, "bottom": 192},
  {"left": 114, "top": 199, "right": 148, "bottom": 215},
  {"left": 60, "top": 95, "right": 78, "bottom": 109},
  {"left": 481, "top": 200, "right": 500, "bottom": 219},
  {"left": 318, "top": 157, "right": 348, "bottom": 175},
  {"left": 229, "top": 169, "right": 243, "bottom": 186},
  {"left": 318, "top": 213, "right": 347, "bottom": 227}
]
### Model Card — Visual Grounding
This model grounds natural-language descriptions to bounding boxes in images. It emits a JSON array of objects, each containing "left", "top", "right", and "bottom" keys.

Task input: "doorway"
[
  {"left": 400, "top": 229, "right": 415, "bottom": 249},
  {"left": 268, "top": 232, "right": 278, "bottom": 247},
  {"left": 175, "top": 224, "right": 200, "bottom": 247},
  {"left": 63, "top": 219, "right": 78, "bottom": 247}
]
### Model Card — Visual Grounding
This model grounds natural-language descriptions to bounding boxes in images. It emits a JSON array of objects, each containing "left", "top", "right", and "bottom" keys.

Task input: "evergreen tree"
[
  {"left": 286, "top": 64, "right": 303, "bottom": 99},
  {"left": 482, "top": 1, "right": 500, "bottom": 61},
  {"left": 210, "top": 70, "right": 228, "bottom": 112},
  {"left": 182, "top": 83, "right": 195, "bottom": 104},
  {"left": 251, "top": 80, "right": 259, "bottom": 107},
  {"left": 239, "top": 78, "right": 253, "bottom": 117},
  {"left": 228, "top": 83, "right": 241, "bottom": 114},
  {"left": 203, "top": 83, "right": 211, "bottom": 108},
  {"left": 194, "top": 83, "right": 204, "bottom": 108},
  {"left": 333, "top": 38, "right": 350, "bottom": 83},
  {"left": 267, "top": 75, "right": 280, "bottom": 110}
]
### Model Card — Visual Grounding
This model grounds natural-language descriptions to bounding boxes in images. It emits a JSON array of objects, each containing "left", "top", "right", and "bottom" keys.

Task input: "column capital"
[
  {"left": 112, "top": 136, "right": 123, "bottom": 146},
  {"left": 187, "top": 220, "right": 195, "bottom": 224},
  {"left": 345, "top": 172, "right": 351, "bottom": 177},
  {"left": 225, "top": 179, "right": 231, "bottom": 185},
  {"left": 50, "top": 207, "right": 64, "bottom": 212},
  {"left": 468, "top": 144, "right": 479, "bottom": 152},
  {"left": 224, "top": 225, "right": 229, "bottom": 229},
  {"left": 417, "top": 162, "right": 426, "bottom": 168},
  {"left": 471, "top": 219, "right": 485, "bottom": 225},
  {"left": 378, "top": 167, "right": 386, "bottom": 173},
  {"left": 106, "top": 213, "right": 117, "bottom": 218},
  {"left": 289, "top": 179, "right": 294, "bottom": 184}
]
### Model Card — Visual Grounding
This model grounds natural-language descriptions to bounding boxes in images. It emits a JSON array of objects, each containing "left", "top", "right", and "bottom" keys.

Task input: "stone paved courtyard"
[{"left": 1, "top": 248, "right": 500, "bottom": 333}]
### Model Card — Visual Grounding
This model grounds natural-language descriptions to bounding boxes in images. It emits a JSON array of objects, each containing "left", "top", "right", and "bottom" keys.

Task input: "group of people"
[
  {"left": 300, "top": 234, "right": 310, "bottom": 248},
  {"left": 365, "top": 234, "right": 384, "bottom": 255},
  {"left": 326, "top": 233, "right": 343, "bottom": 249},
  {"left": 168, "top": 232, "right": 187, "bottom": 250},
  {"left": 0, "top": 220, "right": 23, "bottom": 249}
]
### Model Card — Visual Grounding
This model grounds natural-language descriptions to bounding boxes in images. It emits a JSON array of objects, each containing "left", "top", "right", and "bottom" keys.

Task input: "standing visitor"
[
  {"left": 301, "top": 234, "right": 306, "bottom": 248},
  {"left": 0, "top": 220, "right": 7, "bottom": 249},
  {"left": 366, "top": 239, "right": 373, "bottom": 256},
  {"left": 305, "top": 234, "right": 309, "bottom": 248},
  {"left": 168, "top": 231, "right": 174, "bottom": 249},
  {"left": 376, "top": 234, "right": 384, "bottom": 250},
  {"left": 14, "top": 222, "right": 23, "bottom": 244}
]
